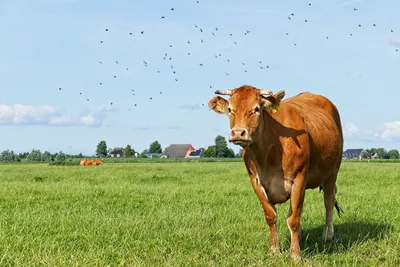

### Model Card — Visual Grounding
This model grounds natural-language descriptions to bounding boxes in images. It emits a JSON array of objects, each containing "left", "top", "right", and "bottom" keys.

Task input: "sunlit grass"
[{"left": 0, "top": 162, "right": 399, "bottom": 266}]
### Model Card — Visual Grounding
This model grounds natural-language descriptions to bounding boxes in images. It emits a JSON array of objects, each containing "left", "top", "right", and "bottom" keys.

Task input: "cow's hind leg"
[
  {"left": 322, "top": 175, "right": 342, "bottom": 241},
  {"left": 287, "top": 167, "right": 307, "bottom": 261}
]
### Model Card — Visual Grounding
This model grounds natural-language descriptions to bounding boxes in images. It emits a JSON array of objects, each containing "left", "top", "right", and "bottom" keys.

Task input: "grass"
[{"left": 0, "top": 162, "right": 399, "bottom": 266}]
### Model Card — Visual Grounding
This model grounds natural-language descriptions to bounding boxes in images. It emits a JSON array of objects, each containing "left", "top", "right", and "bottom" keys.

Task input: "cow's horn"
[
  {"left": 214, "top": 89, "right": 232, "bottom": 96},
  {"left": 260, "top": 89, "right": 273, "bottom": 96}
]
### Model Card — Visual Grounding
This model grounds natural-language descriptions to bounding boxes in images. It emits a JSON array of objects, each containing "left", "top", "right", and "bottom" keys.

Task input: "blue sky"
[{"left": 1, "top": 0, "right": 400, "bottom": 155}]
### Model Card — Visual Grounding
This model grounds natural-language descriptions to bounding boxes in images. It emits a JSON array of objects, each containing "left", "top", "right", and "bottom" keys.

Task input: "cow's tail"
[{"left": 334, "top": 199, "right": 344, "bottom": 217}]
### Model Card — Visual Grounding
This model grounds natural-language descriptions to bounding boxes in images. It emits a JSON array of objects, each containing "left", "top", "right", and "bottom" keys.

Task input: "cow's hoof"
[
  {"left": 268, "top": 246, "right": 280, "bottom": 255},
  {"left": 289, "top": 252, "right": 302, "bottom": 263},
  {"left": 322, "top": 225, "right": 334, "bottom": 242}
]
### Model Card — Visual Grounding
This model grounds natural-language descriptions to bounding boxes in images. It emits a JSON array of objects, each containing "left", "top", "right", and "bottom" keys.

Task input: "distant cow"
[
  {"left": 208, "top": 85, "right": 344, "bottom": 261},
  {"left": 80, "top": 158, "right": 104, "bottom": 166},
  {"left": 93, "top": 159, "right": 104, "bottom": 166}
]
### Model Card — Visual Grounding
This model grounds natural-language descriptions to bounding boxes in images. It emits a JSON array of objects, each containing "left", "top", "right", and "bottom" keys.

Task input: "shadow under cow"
[{"left": 299, "top": 221, "right": 394, "bottom": 256}]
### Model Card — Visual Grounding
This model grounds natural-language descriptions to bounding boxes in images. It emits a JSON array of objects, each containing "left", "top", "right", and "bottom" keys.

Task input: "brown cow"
[
  {"left": 80, "top": 158, "right": 104, "bottom": 166},
  {"left": 93, "top": 159, "right": 104, "bottom": 166},
  {"left": 208, "top": 85, "right": 343, "bottom": 261}
]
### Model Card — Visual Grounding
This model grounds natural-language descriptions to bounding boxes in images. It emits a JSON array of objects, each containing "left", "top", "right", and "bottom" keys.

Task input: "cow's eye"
[
  {"left": 228, "top": 107, "right": 232, "bottom": 113},
  {"left": 254, "top": 106, "right": 260, "bottom": 114}
]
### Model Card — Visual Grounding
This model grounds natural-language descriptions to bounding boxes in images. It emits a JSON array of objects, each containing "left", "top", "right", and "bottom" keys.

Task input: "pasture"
[{"left": 0, "top": 161, "right": 399, "bottom": 266}]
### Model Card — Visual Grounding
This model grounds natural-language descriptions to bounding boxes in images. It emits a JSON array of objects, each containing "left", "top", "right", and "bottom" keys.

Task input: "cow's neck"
[{"left": 245, "top": 112, "right": 281, "bottom": 167}]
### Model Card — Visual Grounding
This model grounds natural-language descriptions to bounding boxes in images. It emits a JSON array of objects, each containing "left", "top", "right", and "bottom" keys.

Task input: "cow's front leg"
[
  {"left": 246, "top": 163, "right": 280, "bottom": 254},
  {"left": 286, "top": 168, "right": 307, "bottom": 262},
  {"left": 287, "top": 206, "right": 303, "bottom": 243}
]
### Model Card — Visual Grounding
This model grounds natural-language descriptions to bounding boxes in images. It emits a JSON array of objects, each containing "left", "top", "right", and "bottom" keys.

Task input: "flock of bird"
[{"left": 57, "top": 1, "right": 398, "bottom": 111}]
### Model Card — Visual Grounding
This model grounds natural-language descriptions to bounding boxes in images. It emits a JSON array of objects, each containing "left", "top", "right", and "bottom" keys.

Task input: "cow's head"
[{"left": 208, "top": 85, "right": 285, "bottom": 146}]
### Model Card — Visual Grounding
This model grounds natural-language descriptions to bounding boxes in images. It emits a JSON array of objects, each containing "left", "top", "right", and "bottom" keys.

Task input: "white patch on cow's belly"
[
  {"left": 284, "top": 179, "right": 293, "bottom": 194},
  {"left": 260, "top": 172, "right": 292, "bottom": 204},
  {"left": 254, "top": 172, "right": 269, "bottom": 201}
]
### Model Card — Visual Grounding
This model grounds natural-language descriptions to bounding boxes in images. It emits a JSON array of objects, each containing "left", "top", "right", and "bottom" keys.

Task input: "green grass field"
[{"left": 0, "top": 161, "right": 399, "bottom": 266}]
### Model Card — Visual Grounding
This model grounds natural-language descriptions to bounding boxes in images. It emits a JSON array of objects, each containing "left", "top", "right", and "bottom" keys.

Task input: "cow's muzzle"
[{"left": 229, "top": 127, "right": 251, "bottom": 145}]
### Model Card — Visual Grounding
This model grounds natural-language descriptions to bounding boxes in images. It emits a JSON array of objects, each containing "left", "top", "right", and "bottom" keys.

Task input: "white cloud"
[
  {"left": 343, "top": 122, "right": 378, "bottom": 143},
  {"left": 326, "top": 0, "right": 367, "bottom": 11},
  {"left": 389, "top": 38, "right": 400, "bottom": 48},
  {"left": 343, "top": 122, "right": 359, "bottom": 137},
  {"left": 343, "top": 122, "right": 376, "bottom": 143},
  {"left": 91, "top": 104, "right": 118, "bottom": 113},
  {"left": 76, "top": 104, "right": 118, "bottom": 127},
  {"left": 49, "top": 116, "right": 74, "bottom": 126},
  {"left": 132, "top": 126, "right": 182, "bottom": 131},
  {"left": 343, "top": 121, "right": 400, "bottom": 143},
  {"left": 79, "top": 114, "right": 101, "bottom": 127},
  {"left": 178, "top": 102, "right": 204, "bottom": 110},
  {"left": 0, "top": 104, "right": 59, "bottom": 125},
  {"left": 0, "top": 103, "right": 116, "bottom": 127},
  {"left": 378, "top": 121, "right": 400, "bottom": 142}
]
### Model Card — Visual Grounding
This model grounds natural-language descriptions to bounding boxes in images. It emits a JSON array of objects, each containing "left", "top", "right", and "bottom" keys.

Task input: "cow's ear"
[
  {"left": 208, "top": 96, "right": 229, "bottom": 114},
  {"left": 261, "top": 90, "right": 285, "bottom": 114}
]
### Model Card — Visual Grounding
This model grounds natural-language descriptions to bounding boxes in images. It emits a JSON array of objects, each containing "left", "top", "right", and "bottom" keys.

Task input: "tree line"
[
  {"left": 0, "top": 149, "right": 81, "bottom": 163},
  {"left": 95, "top": 135, "right": 241, "bottom": 158},
  {"left": 0, "top": 135, "right": 240, "bottom": 163},
  {"left": 1, "top": 141, "right": 398, "bottom": 163},
  {"left": 360, "top": 148, "right": 399, "bottom": 159}
]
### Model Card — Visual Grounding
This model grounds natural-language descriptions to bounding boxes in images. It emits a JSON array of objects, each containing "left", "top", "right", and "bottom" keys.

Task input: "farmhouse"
[
  {"left": 162, "top": 144, "right": 198, "bottom": 158},
  {"left": 343, "top": 148, "right": 365, "bottom": 160},
  {"left": 110, "top": 149, "right": 124, "bottom": 158},
  {"left": 187, "top": 149, "right": 204, "bottom": 158}
]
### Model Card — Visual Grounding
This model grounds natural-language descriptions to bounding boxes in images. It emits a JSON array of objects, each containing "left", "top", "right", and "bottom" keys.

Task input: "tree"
[
  {"left": 41, "top": 151, "right": 52, "bottom": 161},
  {"left": 387, "top": 149, "right": 399, "bottom": 159},
  {"left": 138, "top": 149, "right": 148, "bottom": 158},
  {"left": 226, "top": 148, "right": 235, "bottom": 158},
  {"left": 236, "top": 149, "right": 243, "bottom": 158},
  {"left": 0, "top": 150, "right": 18, "bottom": 162},
  {"left": 375, "top": 148, "right": 387, "bottom": 159},
  {"left": 367, "top": 148, "right": 377, "bottom": 157},
  {"left": 215, "top": 135, "right": 228, "bottom": 157},
  {"left": 149, "top": 141, "right": 162, "bottom": 153},
  {"left": 54, "top": 151, "right": 67, "bottom": 161},
  {"left": 26, "top": 149, "right": 42, "bottom": 162},
  {"left": 204, "top": 146, "right": 217, "bottom": 157},
  {"left": 96, "top": 140, "right": 108, "bottom": 157},
  {"left": 124, "top": 144, "right": 136, "bottom": 157},
  {"left": 359, "top": 150, "right": 370, "bottom": 159},
  {"left": 18, "top": 152, "right": 29, "bottom": 161}
]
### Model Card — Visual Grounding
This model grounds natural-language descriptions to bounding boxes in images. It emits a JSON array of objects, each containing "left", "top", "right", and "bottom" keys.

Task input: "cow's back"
[{"left": 282, "top": 92, "right": 343, "bottom": 186}]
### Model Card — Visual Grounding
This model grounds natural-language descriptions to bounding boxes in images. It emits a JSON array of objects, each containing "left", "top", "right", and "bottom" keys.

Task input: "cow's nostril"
[{"left": 241, "top": 130, "right": 246, "bottom": 137}]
